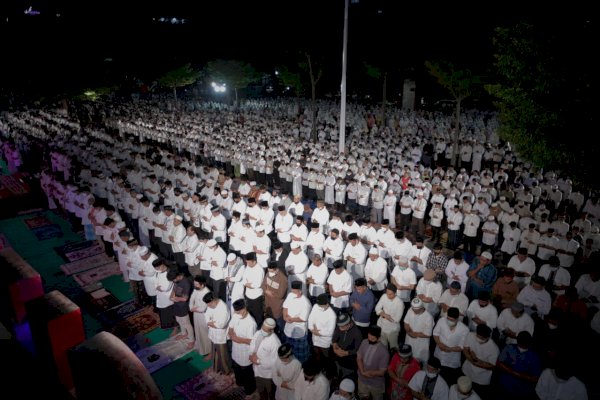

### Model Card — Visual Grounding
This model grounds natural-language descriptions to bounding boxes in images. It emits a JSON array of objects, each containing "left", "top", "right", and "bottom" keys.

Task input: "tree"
[
  {"left": 158, "top": 63, "right": 201, "bottom": 101},
  {"left": 277, "top": 65, "right": 305, "bottom": 117},
  {"left": 486, "top": 21, "right": 594, "bottom": 188},
  {"left": 364, "top": 63, "right": 388, "bottom": 128},
  {"left": 300, "top": 52, "right": 323, "bottom": 143},
  {"left": 204, "top": 60, "right": 260, "bottom": 107},
  {"left": 425, "top": 60, "right": 482, "bottom": 167}
]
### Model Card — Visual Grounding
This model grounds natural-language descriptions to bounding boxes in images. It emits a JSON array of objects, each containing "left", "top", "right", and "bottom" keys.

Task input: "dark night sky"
[{"left": 0, "top": 1, "right": 592, "bottom": 99}]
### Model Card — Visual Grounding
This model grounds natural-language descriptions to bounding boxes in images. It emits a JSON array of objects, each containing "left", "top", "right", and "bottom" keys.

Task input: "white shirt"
[
  {"left": 228, "top": 313, "right": 257, "bottom": 366},
  {"left": 461, "top": 332, "right": 499, "bottom": 385},
  {"left": 306, "top": 263, "right": 329, "bottom": 297},
  {"left": 433, "top": 318, "right": 469, "bottom": 368},
  {"left": 408, "top": 371, "right": 449, "bottom": 400},
  {"left": 327, "top": 269, "right": 352, "bottom": 308},
  {"left": 307, "top": 304, "right": 337, "bottom": 348},
  {"left": 250, "top": 331, "right": 282, "bottom": 379},
  {"left": 390, "top": 266, "right": 417, "bottom": 301},
  {"left": 364, "top": 257, "right": 388, "bottom": 291},
  {"left": 206, "top": 299, "right": 230, "bottom": 344},
  {"left": 403, "top": 308, "right": 434, "bottom": 363},
  {"left": 155, "top": 270, "right": 174, "bottom": 308},
  {"left": 242, "top": 265, "right": 265, "bottom": 299},
  {"left": 496, "top": 308, "right": 535, "bottom": 345},
  {"left": 438, "top": 290, "right": 470, "bottom": 318},
  {"left": 273, "top": 357, "right": 302, "bottom": 400},
  {"left": 282, "top": 293, "right": 311, "bottom": 338},
  {"left": 535, "top": 368, "right": 588, "bottom": 400},
  {"left": 293, "top": 373, "right": 330, "bottom": 400},
  {"left": 375, "top": 294, "right": 404, "bottom": 332},
  {"left": 466, "top": 301, "right": 498, "bottom": 331}
]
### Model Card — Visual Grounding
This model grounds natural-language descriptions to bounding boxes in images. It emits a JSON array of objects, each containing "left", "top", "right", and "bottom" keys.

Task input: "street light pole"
[{"left": 339, "top": 0, "right": 349, "bottom": 155}]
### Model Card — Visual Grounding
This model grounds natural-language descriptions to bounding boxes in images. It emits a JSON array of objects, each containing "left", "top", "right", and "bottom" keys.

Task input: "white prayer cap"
[
  {"left": 250, "top": 181, "right": 256, "bottom": 186},
  {"left": 227, "top": 253, "right": 237, "bottom": 262},
  {"left": 116, "top": 221, "right": 126, "bottom": 230},
  {"left": 255, "top": 226, "right": 265, "bottom": 233},
  {"left": 175, "top": 215, "right": 183, "bottom": 221},
  {"left": 206, "top": 239, "right": 217, "bottom": 247},
  {"left": 388, "top": 189, "right": 394, "bottom": 194},
  {"left": 291, "top": 242, "right": 301, "bottom": 249},
  {"left": 480, "top": 251, "right": 493, "bottom": 260},
  {"left": 457, "top": 376, "right": 472, "bottom": 393},
  {"left": 221, "top": 190, "right": 228, "bottom": 195},
  {"left": 411, "top": 297, "right": 424, "bottom": 309},
  {"left": 499, "top": 196, "right": 506, "bottom": 201},
  {"left": 369, "top": 247, "right": 379, "bottom": 255},
  {"left": 138, "top": 246, "right": 149, "bottom": 256},
  {"left": 416, "top": 191, "right": 424, "bottom": 196},
  {"left": 339, "top": 379, "right": 355, "bottom": 394},
  {"left": 263, "top": 318, "right": 276, "bottom": 329},
  {"left": 136, "top": 194, "right": 144, "bottom": 199}
]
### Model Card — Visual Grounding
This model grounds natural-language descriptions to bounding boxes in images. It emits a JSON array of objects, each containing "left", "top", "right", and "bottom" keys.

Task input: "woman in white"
[
  {"left": 225, "top": 253, "right": 246, "bottom": 310},
  {"left": 189, "top": 275, "right": 211, "bottom": 355},
  {"left": 272, "top": 344, "right": 302, "bottom": 400},
  {"left": 383, "top": 190, "right": 398, "bottom": 229}
]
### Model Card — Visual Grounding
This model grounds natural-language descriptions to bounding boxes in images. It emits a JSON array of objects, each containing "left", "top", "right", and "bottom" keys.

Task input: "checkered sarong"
[{"left": 286, "top": 335, "right": 310, "bottom": 363}]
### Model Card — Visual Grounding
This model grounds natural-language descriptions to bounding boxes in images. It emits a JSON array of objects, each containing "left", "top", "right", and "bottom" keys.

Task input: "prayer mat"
[
  {"left": 84, "top": 289, "right": 122, "bottom": 316},
  {"left": 60, "top": 253, "right": 113, "bottom": 275},
  {"left": 135, "top": 335, "right": 194, "bottom": 374},
  {"left": 175, "top": 369, "right": 245, "bottom": 400},
  {"left": 0, "top": 234, "right": 11, "bottom": 250},
  {"left": 31, "top": 224, "right": 64, "bottom": 241},
  {"left": 111, "top": 307, "right": 160, "bottom": 340},
  {"left": 97, "top": 299, "right": 144, "bottom": 326},
  {"left": 55, "top": 240, "right": 104, "bottom": 262},
  {"left": 73, "top": 262, "right": 120, "bottom": 287},
  {"left": 0, "top": 174, "right": 30, "bottom": 199},
  {"left": 23, "top": 214, "right": 53, "bottom": 229}
]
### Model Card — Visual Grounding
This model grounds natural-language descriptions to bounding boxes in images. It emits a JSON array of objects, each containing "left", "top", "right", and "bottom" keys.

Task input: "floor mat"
[
  {"left": 175, "top": 369, "right": 244, "bottom": 400},
  {"left": 110, "top": 307, "right": 160, "bottom": 340},
  {"left": 97, "top": 299, "right": 145, "bottom": 326},
  {"left": 136, "top": 336, "right": 194, "bottom": 374},
  {"left": 55, "top": 240, "right": 104, "bottom": 262},
  {"left": 73, "top": 262, "right": 120, "bottom": 287},
  {"left": 23, "top": 214, "right": 53, "bottom": 229},
  {"left": 84, "top": 288, "right": 123, "bottom": 316},
  {"left": 30, "top": 224, "right": 64, "bottom": 241},
  {"left": 60, "top": 253, "right": 113, "bottom": 275}
]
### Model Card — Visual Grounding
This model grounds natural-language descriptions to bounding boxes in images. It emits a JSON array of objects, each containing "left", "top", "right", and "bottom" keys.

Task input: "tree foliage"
[
  {"left": 158, "top": 63, "right": 201, "bottom": 100},
  {"left": 425, "top": 60, "right": 482, "bottom": 166},
  {"left": 204, "top": 60, "right": 260, "bottom": 105},
  {"left": 486, "top": 21, "right": 594, "bottom": 188},
  {"left": 299, "top": 52, "right": 323, "bottom": 143}
]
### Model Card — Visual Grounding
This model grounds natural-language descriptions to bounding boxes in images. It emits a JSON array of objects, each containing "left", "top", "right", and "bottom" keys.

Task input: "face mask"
[
  {"left": 447, "top": 319, "right": 457, "bottom": 327},
  {"left": 426, "top": 372, "right": 438, "bottom": 378},
  {"left": 399, "top": 266, "right": 408, "bottom": 270},
  {"left": 260, "top": 330, "right": 271, "bottom": 337},
  {"left": 330, "top": 394, "right": 347, "bottom": 400},
  {"left": 268, "top": 271, "right": 277, "bottom": 277}
]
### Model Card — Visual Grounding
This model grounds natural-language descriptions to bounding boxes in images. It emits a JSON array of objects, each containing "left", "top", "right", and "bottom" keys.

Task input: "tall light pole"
[{"left": 339, "top": 0, "right": 349, "bottom": 155}]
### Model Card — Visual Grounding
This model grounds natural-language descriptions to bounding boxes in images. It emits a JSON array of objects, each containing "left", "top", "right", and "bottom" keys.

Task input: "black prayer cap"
[
  {"left": 316, "top": 293, "right": 329, "bottom": 305},
  {"left": 232, "top": 299, "right": 246, "bottom": 311}
]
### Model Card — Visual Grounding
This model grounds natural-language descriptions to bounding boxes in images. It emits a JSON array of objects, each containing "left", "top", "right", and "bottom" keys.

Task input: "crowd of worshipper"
[{"left": 1, "top": 98, "right": 598, "bottom": 400}]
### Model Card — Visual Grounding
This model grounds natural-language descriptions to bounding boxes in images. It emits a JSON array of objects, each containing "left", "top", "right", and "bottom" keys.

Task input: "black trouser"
[
  {"left": 245, "top": 295, "right": 264, "bottom": 327},
  {"left": 232, "top": 361, "right": 256, "bottom": 395}
]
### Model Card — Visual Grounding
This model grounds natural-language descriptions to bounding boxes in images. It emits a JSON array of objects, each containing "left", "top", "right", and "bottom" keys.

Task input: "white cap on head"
[
  {"left": 263, "top": 318, "right": 276, "bottom": 328},
  {"left": 457, "top": 376, "right": 472, "bottom": 393},
  {"left": 227, "top": 253, "right": 237, "bottom": 262},
  {"left": 411, "top": 297, "right": 424, "bottom": 309},
  {"left": 206, "top": 239, "right": 217, "bottom": 247},
  {"left": 481, "top": 251, "right": 493, "bottom": 260},
  {"left": 369, "top": 247, "right": 379, "bottom": 255},
  {"left": 291, "top": 242, "right": 301, "bottom": 249},
  {"left": 255, "top": 226, "right": 265, "bottom": 233},
  {"left": 116, "top": 221, "right": 126, "bottom": 230},
  {"left": 221, "top": 190, "right": 228, "bottom": 195},
  {"left": 175, "top": 215, "right": 183, "bottom": 221},
  {"left": 339, "top": 378, "right": 355, "bottom": 393}
]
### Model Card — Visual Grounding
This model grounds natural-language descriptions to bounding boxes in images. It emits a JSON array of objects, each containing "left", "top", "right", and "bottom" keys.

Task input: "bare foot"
[
  {"left": 169, "top": 329, "right": 180, "bottom": 337},
  {"left": 203, "top": 354, "right": 213, "bottom": 361},
  {"left": 186, "top": 342, "right": 195, "bottom": 350},
  {"left": 175, "top": 334, "right": 187, "bottom": 340}
]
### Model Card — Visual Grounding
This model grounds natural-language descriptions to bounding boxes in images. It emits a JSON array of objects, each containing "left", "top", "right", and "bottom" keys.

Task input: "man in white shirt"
[
  {"left": 445, "top": 252, "right": 470, "bottom": 294},
  {"left": 404, "top": 297, "right": 435, "bottom": 364},
  {"left": 306, "top": 254, "right": 329, "bottom": 303},
  {"left": 496, "top": 301, "right": 535, "bottom": 345},
  {"left": 439, "top": 281, "right": 470, "bottom": 319},
  {"left": 286, "top": 242, "right": 309, "bottom": 294},
  {"left": 390, "top": 255, "right": 417, "bottom": 304},
  {"left": 189, "top": 275, "right": 211, "bottom": 356},
  {"left": 343, "top": 232, "right": 367, "bottom": 281},
  {"left": 535, "top": 361, "right": 588, "bottom": 400},
  {"left": 323, "top": 229, "right": 344, "bottom": 269},
  {"left": 466, "top": 291, "right": 498, "bottom": 332},
  {"left": 327, "top": 260, "right": 353, "bottom": 314},
  {"left": 203, "top": 292, "right": 231, "bottom": 374},
  {"left": 433, "top": 307, "right": 469, "bottom": 385},
  {"left": 308, "top": 293, "right": 337, "bottom": 366},
  {"left": 273, "top": 343, "right": 302, "bottom": 400},
  {"left": 507, "top": 247, "right": 537, "bottom": 289},
  {"left": 282, "top": 281, "right": 312, "bottom": 363},
  {"left": 364, "top": 246, "right": 388, "bottom": 299},
  {"left": 249, "top": 318, "right": 281, "bottom": 400},
  {"left": 410, "top": 237, "right": 432, "bottom": 279},
  {"left": 229, "top": 298, "right": 258, "bottom": 397},
  {"left": 461, "top": 324, "right": 499, "bottom": 399},
  {"left": 242, "top": 252, "right": 265, "bottom": 326},
  {"left": 375, "top": 283, "right": 404, "bottom": 351},
  {"left": 408, "top": 356, "right": 449, "bottom": 400},
  {"left": 293, "top": 358, "right": 330, "bottom": 400}
]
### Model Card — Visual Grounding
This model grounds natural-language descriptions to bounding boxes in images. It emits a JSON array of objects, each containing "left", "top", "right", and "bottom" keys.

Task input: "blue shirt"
[
  {"left": 349, "top": 288, "right": 375, "bottom": 325},
  {"left": 467, "top": 261, "right": 497, "bottom": 298},
  {"left": 498, "top": 344, "right": 542, "bottom": 397}
]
